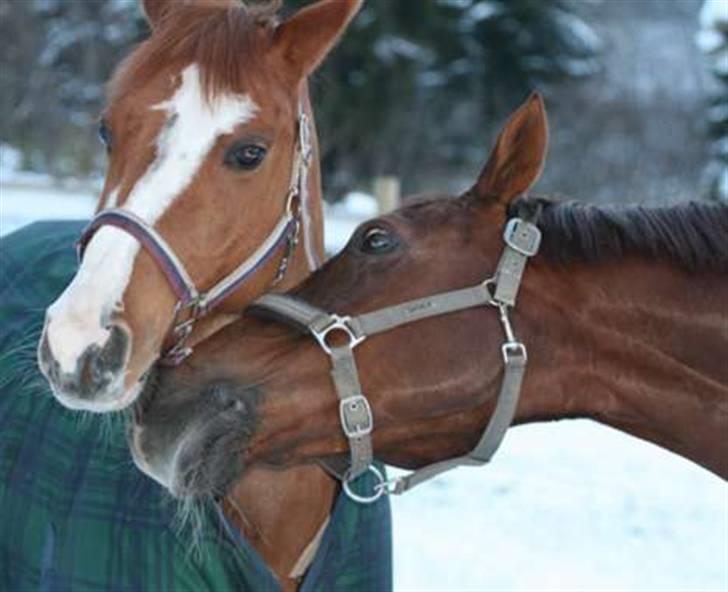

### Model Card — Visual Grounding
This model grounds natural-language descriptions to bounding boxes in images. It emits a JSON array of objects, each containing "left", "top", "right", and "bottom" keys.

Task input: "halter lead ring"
[
  {"left": 342, "top": 465, "right": 386, "bottom": 505},
  {"left": 77, "top": 104, "right": 312, "bottom": 366},
  {"left": 253, "top": 214, "right": 542, "bottom": 503},
  {"left": 311, "top": 314, "right": 366, "bottom": 355}
]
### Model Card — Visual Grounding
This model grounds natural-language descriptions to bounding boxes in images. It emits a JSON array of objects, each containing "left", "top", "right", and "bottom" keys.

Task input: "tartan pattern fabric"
[{"left": 0, "top": 221, "right": 392, "bottom": 592}]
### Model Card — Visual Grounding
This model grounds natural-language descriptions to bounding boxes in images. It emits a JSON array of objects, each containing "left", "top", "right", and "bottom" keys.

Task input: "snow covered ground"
[
  {"left": 1, "top": 179, "right": 726, "bottom": 592},
  {"left": 390, "top": 423, "right": 726, "bottom": 592},
  {"left": 1, "top": 182, "right": 96, "bottom": 237}
]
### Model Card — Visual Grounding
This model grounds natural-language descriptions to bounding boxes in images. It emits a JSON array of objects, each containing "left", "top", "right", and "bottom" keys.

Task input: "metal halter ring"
[
  {"left": 481, "top": 277, "right": 499, "bottom": 306},
  {"left": 342, "top": 465, "right": 387, "bottom": 505},
  {"left": 312, "top": 315, "right": 365, "bottom": 355}
]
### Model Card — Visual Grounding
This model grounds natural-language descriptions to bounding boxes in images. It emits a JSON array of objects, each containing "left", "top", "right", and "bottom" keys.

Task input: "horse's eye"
[
  {"left": 359, "top": 226, "right": 398, "bottom": 255},
  {"left": 98, "top": 120, "right": 113, "bottom": 152},
  {"left": 224, "top": 143, "right": 268, "bottom": 171}
]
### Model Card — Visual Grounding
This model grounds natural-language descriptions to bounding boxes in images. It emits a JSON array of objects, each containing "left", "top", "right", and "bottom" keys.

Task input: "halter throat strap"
[{"left": 252, "top": 216, "right": 542, "bottom": 502}]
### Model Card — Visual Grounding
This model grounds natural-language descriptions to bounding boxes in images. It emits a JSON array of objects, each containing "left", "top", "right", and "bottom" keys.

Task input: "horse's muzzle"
[
  {"left": 129, "top": 376, "right": 261, "bottom": 497},
  {"left": 39, "top": 322, "right": 131, "bottom": 409}
]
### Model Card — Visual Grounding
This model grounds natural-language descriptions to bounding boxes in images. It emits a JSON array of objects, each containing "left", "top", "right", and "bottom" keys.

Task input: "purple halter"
[{"left": 76, "top": 108, "right": 312, "bottom": 366}]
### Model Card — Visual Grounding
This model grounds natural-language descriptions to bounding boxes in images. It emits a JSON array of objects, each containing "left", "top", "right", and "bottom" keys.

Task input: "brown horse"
[
  {"left": 131, "top": 94, "right": 728, "bottom": 518},
  {"left": 36, "top": 0, "right": 364, "bottom": 586}
]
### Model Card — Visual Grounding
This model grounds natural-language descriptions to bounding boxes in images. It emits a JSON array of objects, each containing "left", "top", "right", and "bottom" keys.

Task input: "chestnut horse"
[
  {"left": 35, "top": 0, "right": 366, "bottom": 587},
  {"left": 131, "top": 94, "right": 727, "bottom": 519}
]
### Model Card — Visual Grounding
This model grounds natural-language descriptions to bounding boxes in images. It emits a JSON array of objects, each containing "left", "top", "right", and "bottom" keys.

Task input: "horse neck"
[{"left": 518, "top": 257, "right": 728, "bottom": 478}]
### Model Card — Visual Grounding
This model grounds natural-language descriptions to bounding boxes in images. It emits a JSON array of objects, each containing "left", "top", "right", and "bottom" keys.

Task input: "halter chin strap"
[
  {"left": 252, "top": 216, "right": 542, "bottom": 503},
  {"left": 77, "top": 105, "right": 313, "bottom": 366}
]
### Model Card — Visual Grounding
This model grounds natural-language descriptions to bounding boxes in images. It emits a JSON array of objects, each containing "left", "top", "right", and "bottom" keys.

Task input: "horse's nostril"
[
  {"left": 99, "top": 324, "right": 129, "bottom": 372},
  {"left": 206, "top": 381, "right": 248, "bottom": 413},
  {"left": 68, "top": 323, "right": 131, "bottom": 399}
]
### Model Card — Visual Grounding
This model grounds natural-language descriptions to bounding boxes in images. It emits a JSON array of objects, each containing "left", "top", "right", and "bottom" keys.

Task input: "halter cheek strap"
[
  {"left": 77, "top": 104, "right": 312, "bottom": 366},
  {"left": 251, "top": 216, "right": 542, "bottom": 503}
]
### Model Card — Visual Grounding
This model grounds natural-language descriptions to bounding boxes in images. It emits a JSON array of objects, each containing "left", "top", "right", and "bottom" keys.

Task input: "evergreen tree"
[
  {"left": 1, "top": 0, "right": 600, "bottom": 194},
  {"left": 0, "top": 0, "right": 145, "bottom": 175},
  {"left": 697, "top": 0, "right": 728, "bottom": 202},
  {"left": 288, "top": 0, "right": 602, "bottom": 194}
]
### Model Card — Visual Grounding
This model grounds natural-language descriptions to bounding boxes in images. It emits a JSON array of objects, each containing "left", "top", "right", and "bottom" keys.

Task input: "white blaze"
[{"left": 45, "top": 64, "right": 258, "bottom": 377}]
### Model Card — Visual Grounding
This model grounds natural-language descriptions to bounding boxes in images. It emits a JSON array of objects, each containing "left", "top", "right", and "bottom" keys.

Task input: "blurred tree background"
[
  {"left": 697, "top": 0, "right": 728, "bottom": 202},
  {"left": 0, "top": 0, "right": 146, "bottom": 176},
  {"left": 286, "top": 0, "right": 601, "bottom": 192},
  {"left": 0, "top": 0, "right": 721, "bottom": 203}
]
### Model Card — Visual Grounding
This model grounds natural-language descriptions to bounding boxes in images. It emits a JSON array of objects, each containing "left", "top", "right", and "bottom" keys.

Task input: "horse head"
[{"left": 38, "top": 0, "right": 362, "bottom": 412}]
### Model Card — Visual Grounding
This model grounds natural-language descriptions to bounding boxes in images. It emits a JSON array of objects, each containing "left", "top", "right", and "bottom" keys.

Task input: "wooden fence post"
[{"left": 372, "top": 176, "right": 401, "bottom": 214}]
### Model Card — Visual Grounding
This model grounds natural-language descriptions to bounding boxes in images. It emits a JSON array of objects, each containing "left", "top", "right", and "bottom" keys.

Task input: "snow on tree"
[
  {"left": 697, "top": 0, "right": 728, "bottom": 202},
  {"left": 0, "top": 0, "right": 144, "bottom": 176},
  {"left": 287, "top": 0, "right": 602, "bottom": 194},
  {"left": 1, "top": 0, "right": 601, "bottom": 194}
]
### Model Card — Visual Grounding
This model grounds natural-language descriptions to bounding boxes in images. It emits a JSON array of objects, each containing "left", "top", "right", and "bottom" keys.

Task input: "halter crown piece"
[
  {"left": 76, "top": 105, "right": 313, "bottom": 366},
  {"left": 252, "top": 214, "right": 542, "bottom": 504}
]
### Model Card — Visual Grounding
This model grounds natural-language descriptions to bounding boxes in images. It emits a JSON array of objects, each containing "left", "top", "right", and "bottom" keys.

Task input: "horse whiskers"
[
  {"left": 107, "top": 457, "right": 137, "bottom": 471},
  {"left": 2, "top": 327, "right": 57, "bottom": 398},
  {"left": 0, "top": 330, "right": 44, "bottom": 366},
  {"left": 173, "top": 494, "right": 210, "bottom": 561},
  {"left": 4, "top": 357, "right": 49, "bottom": 395},
  {"left": 6, "top": 334, "right": 43, "bottom": 355},
  {"left": 96, "top": 412, "right": 126, "bottom": 445}
]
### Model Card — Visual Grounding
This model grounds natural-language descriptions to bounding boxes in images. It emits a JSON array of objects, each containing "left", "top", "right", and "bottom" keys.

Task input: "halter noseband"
[
  {"left": 77, "top": 107, "right": 313, "bottom": 366},
  {"left": 252, "top": 215, "right": 542, "bottom": 503}
]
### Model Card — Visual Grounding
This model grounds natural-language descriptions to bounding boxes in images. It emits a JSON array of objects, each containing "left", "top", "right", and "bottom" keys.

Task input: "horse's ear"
[
  {"left": 273, "top": 0, "right": 362, "bottom": 82},
  {"left": 141, "top": 0, "right": 175, "bottom": 28},
  {"left": 473, "top": 92, "right": 549, "bottom": 205}
]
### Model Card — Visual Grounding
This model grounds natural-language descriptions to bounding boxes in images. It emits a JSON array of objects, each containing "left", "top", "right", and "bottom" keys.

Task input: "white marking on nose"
[{"left": 45, "top": 64, "right": 258, "bottom": 379}]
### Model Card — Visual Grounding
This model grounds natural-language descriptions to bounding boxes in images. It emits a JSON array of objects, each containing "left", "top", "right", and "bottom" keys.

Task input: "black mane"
[{"left": 509, "top": 197, "right": 728, "bottom": 272}]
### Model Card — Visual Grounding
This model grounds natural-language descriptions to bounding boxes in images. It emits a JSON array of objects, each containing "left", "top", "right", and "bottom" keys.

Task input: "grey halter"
[{"left": 252, "top": 215, "right": 542, "bottom": 503}]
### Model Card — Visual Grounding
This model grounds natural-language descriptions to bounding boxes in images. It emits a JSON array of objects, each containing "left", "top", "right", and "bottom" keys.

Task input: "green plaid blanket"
[{"left": 0, "top": 221, "right": 392, "bottom": 592}]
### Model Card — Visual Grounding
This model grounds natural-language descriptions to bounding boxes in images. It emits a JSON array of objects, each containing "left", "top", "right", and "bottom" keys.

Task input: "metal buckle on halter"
[
  {"left": 160, "top": 297, "right": 205, "bottom": 365},
  {"left": 339, "top": 395, "right": 373, "bottom": 438},
  {"left": 285, "top": 186, "right": 300, "bottom": 219},
  {"left": 503, "top": 218, "right": 542, "bottom": 257},
  {"left": 502, "top": 341, "right": 527, "bottom": 365},
  {"left": 162, "top": 344, "right": 193, "bottom": 366},
  {"left": 496, "top": 303, "right": 527, "bottom": 364},
  {"left": 172, "top": 297, "right": 205, "bottom": 334},
  {"left": 311, "top": 315, "right": 365, "bottom": 355},
  {"left": 273, "top": 217, "right": 301, "bottom": 286}
]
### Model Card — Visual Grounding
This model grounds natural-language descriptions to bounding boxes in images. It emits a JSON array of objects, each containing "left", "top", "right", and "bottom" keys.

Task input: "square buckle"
[
  {"left": 339, "top": 395, "right": 373, "bottom": 438},
  {"left": 312, "top": 315, "right": 365, "bottom": 355},
  {"left": 503, "top": 218, "right": 542, "bottom": 257},
  {"left": 502, "top": 341, "right": 528, "bottom": 365}
]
